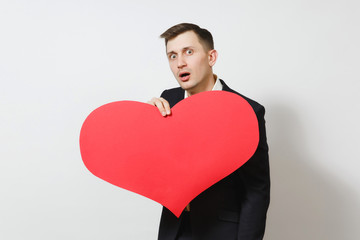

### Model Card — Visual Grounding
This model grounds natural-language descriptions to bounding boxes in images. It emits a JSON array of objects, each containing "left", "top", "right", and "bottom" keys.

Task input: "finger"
[
  {"left": 153, "top": 98, "right": 167, "bottom": 116},
  {"left": 147, "top": 97, "right": 158, "bottom": 106},
  {"left": 159, "top": 97, "right": 171, "bottom": 115}
]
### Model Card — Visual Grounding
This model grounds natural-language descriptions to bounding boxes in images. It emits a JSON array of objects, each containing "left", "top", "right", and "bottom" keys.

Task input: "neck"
[{"left": 187, "top": 74, "right": 216, "bottom": 97}]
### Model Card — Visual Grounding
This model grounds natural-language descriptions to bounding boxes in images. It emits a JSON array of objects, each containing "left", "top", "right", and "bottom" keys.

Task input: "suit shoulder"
[
  {"left": 220, "top": 79, "right": 264, "bottom": 114},
  {"left": 228, "top": 88, "right": 265, "bottom": 114},
  {"left": 160, "top": 87, "right": 183, "bottom": 98}
]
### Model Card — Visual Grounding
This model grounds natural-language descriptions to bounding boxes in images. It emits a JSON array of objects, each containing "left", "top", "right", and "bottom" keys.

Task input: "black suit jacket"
[{"left": 158, "top": 80, "right": 270, "bottom": 240}]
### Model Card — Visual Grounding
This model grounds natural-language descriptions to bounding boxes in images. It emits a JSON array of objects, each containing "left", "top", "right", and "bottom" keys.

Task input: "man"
[{"left": 148, "top": 23, "right": 270, "bottom": 240}]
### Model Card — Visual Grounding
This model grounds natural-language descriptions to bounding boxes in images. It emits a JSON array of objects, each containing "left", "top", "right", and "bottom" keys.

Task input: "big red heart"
[{"left": 79, "top": 91, "right": 259, "bottom": 217}]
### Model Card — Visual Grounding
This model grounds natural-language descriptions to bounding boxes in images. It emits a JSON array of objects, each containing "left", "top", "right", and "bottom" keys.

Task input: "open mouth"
[
  {"left": 179, "top": 72, "right": 190, "bottom": 81},
  {"left": 180, "top": 72, "right": 190, "bottom": 77}
]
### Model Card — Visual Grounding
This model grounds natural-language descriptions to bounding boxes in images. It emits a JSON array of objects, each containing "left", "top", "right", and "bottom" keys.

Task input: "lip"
[{"left": 179, "top": 71, "right": 191, "bottom": 82}]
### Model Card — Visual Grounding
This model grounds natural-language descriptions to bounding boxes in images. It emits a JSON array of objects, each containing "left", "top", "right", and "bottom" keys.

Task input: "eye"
[
  {"left": 186, "top": 49, "right": 193, "bottom": 55},
  {"left": 169, "top": 54, "right": 176, "bottom": 60}
]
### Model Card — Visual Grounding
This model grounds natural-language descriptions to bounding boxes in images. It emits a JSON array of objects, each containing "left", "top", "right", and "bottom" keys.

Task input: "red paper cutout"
[{"left": 79, "top": 91, "right": 259, "bottom": 217}]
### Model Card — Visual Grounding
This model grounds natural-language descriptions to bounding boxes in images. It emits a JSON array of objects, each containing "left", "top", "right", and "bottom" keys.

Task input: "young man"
[{"left": 148, "top": 23, "right": 270, "bottom": 240}]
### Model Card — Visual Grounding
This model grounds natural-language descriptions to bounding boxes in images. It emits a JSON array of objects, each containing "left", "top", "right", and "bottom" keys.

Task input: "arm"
[{"left": 237, "top": 105, "right": 271, "bottom": 240}]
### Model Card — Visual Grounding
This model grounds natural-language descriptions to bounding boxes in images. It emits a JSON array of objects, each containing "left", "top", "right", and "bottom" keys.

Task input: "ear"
[{"left": 208, "top": 49, "right": 218, "bottom": 67}]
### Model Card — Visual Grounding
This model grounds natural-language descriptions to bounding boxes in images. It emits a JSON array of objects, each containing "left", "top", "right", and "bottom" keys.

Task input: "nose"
[{"left": 177, "top": 55, "right": 186, "bottom": 68}]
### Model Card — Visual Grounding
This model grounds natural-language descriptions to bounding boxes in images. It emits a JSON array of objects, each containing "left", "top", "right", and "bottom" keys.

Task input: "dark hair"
[{"left": 160, "top": 23, "right": 214, "bottom": 50}]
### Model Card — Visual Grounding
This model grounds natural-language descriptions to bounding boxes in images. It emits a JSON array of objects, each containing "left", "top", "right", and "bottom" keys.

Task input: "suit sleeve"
[
  {"left": 237, "top": 105, "right": 270, "bottom": 240},
  {"left": 160, "top": 90, "right": 167, "bottom": 98}
]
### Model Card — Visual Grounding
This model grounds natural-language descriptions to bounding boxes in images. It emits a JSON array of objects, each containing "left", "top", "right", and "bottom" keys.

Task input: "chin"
[{"left": 178, "top": 81, "right": 194, "bottom": 90}]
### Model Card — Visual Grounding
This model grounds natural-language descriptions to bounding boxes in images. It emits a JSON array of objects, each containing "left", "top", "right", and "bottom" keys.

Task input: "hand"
[{"left": 147, "top": 97, "right": 171, "bottom": 117}]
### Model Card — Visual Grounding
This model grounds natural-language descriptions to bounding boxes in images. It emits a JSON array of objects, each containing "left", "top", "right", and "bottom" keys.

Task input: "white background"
[{"left": 1, "top": 0, "right": 359, "bottom": 239}]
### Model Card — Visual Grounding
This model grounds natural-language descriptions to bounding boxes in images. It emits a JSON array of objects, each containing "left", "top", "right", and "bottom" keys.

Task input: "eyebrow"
[{"left": 166, "top": 46, "right": 195, "bottom": 55}]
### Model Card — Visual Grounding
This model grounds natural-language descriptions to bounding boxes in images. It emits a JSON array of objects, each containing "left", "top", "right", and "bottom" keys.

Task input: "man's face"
[{"left": 166, "top": 31, "right": 216, "bottom": 95}]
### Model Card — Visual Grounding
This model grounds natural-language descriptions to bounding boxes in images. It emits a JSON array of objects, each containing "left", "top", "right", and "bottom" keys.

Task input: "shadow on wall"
[{"left": 263, "top": 102, "right": 359, "bottom": 240}]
